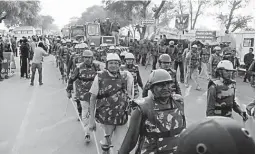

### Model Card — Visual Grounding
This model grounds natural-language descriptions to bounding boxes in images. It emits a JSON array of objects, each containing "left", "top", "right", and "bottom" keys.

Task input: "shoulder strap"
[{"left": 208, "top": 79, "right": 216, "bottom": 89}]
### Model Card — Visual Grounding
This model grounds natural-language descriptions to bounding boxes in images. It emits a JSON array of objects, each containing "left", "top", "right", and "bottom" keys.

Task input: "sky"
[{"left": 39, "top": 0, "right": 255, "bottom": 31}]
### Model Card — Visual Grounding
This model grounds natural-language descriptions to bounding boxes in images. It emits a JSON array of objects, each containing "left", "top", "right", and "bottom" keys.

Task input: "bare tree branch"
[
  {"left": 225, "top": 0, "right": 242, "bottom": 33},
  {"left": 154, "top": 0, "right": 166, "bottom": 19}
]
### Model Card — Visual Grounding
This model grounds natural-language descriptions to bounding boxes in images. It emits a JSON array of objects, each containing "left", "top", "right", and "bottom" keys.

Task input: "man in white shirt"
[
  {"left": 89, "top": 53, "right": 134, "bottom": 153},
  {"left": 30, "top": 42, "right": 49, "bottom": 86}
]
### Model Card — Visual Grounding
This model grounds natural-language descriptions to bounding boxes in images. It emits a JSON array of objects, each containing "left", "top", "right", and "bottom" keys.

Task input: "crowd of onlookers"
[{"left": 0, "top": 34, "right": 53, "bottom": 81}]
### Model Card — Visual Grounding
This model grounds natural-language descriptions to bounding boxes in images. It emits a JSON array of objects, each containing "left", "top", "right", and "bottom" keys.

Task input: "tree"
[
  {"left": 104, "top": 1, "right": 153, "bottom": 39},
  {"left": 0, "top": 1, "right": 41, "bottom": 26},
  {"left": 74, "top": 5, "right": 129, "bottom": 27},
  {"left": 188, "top": 0, "right": 211, "bottom": 30},
  {"left": 158, "top": 1, "right": 176, "bottom": 27},
  {"left": 214, "top": 0, "right": 253, "bottom": 33},
  {"left": 39, "top": 15, "right": 54, "bottom": 31}
]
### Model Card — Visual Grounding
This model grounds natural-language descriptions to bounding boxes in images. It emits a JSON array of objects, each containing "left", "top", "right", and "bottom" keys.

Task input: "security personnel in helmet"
[
  {"left": 119, "top": 69, "right": 186, "bottom": 154},
  {"left": 89, "top": 53, "right": 134, "bottom": 153},
  {"left": 67, "top": 41, "right": 80, "bottom": 77},
  {"left": 89, "top": 42, "right": 97, "bottom": 56},
  {"left": 176, "top": 116, "right": 255, "bottom": 154},
  {"left": 66, "top": 39, "right": 73, "bottom": 68},
  {"left": 59, "top": 40, "right": 70, "bottom": 79},
  {"left": 209, "top": 46, "right": 222, "bottom": 79},
  {"left": 99, "top": 43, "right": 108, "bottom": 61},
  {"left": 55, "top": 37, "right": 62, "bottom": 67},
  {"left": 143, "top": 54, "right": 182, "bottom": 97},
  {"left": 66, "top": 50, "right": 100, "bottom": 143},
  {"left": 207, "top": 60, "right": 248, "bottom": 121},
  {"left": 108, "top": 45, "right": 115, "bottom": 53},
  {"left": 120, "top": 53, "right": 143, "bottom": 99}
]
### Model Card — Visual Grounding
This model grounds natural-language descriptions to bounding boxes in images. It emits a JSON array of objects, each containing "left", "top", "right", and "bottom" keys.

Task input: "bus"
[
  {"left": 13, "top": 26, "right": 36, "bottom": 40},
  {"left": 35, "top": 28, "right": 43, "bottom": 36}
]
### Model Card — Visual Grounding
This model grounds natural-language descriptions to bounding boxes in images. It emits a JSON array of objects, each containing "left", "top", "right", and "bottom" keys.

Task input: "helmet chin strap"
[
  {"left": 220, "top": 73, "right": 233, "bottom": 84},
  {"left": 126, "top": 63, "right": 133, "bottom": 68}
]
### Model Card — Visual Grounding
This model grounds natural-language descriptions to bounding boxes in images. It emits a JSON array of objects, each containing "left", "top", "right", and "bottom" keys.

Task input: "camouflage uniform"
[
  {"left": 120, "top": 64, "right": 143, "bottom": 99},
  {"left": 150, "top": 42, "right": 158, "bottom": 70},
  {"left": 210, "top": 54, "right": 222, "bottom": 78},
  {"left": 134, "top": 96, "right": 186, "bottom": 154},
  {"left": 200, "top": 48, "right": 211, "bottom": 79},
  {"left": 67, "top": 62, "right": 100, "bottom": 131},
  {"left": 67, "top": 62, "right": 100, "bottom": 101},
  {"left": 95, "top": 70, "right": 130, "bottom": 125},
  {"left": 207, "top": 79, "right": 243, "bottom": 117}
]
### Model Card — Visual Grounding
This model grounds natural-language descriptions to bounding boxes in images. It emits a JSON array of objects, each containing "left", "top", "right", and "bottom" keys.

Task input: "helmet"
[
  {"left": 61, "top": 40, "right": 66, "bottom": 44},
  {"left": 82, "top": 50, "right": 93, "bottom": 57},
  {"left": 214, "top": 46, "right": 221, "bottom": 50},
  {"left": 176, "top": 117, "right": 255, "bottom": 154},
  {"left": 148, "top": 69, "right": 173, "bottom": 88},
  {"left": 217, "top": 60, "right": 235, "bottom": 71},
  {"left": 192, "top": 44, "right": 197, "bottom": 48},
  {"left": 80, "top": 43, "right": 88, "bottom": 49},
  {"left": 100, "top": 43, "right": 108, "bottom": 47},
  {"left": 73, "top": 40, "right": 78, "bottom": 44},
  {"left": 106, "top": 53, "right": 121, "bottom": 62},
  {"left": 125, "top": 53, "right": 135, "bottom": 59},
  {"left": 109, "top": 46, "right": 115, "bottom": 50},
  {"left": 169, "top": 41, "right": 174, "bottom": 45},
  {"left": 158, "top": 54, "right": 171, "bottom": 63},
  {"left": 75, "top": 44, "right": 80, "bottom": 49},
  {"left": 90, "top": 42, "right": 95, "bottom": 46},
  {"left": 66, "top": 39, "right": 71, "bottom": 43}
]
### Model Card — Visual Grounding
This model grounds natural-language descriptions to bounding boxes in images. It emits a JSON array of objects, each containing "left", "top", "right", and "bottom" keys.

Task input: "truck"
[
  {"left": 85, "top": 22, "right": 116, "bottom": 47},
  {"left": 70, "top": 25, "right": 86, "bottom": 41},
  {"left": 61, "top": 27, "right": 70, "bottom": 39},
  {"left": 234, "top": 30, "right": 255, "bottom": 65}
]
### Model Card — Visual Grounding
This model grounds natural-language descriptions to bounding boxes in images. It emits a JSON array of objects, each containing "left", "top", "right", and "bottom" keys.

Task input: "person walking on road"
[
  {"left": 199, "top": 42, "right": 211, "bottom": 80},
  {"left": 119, "top": 69, "right": 186, "bottom": 154},
  {"left": 143, "top": 54, "right": 182, "bottom": 97},
  {"left": 30, "top": 42, "right": 49, "bottom": 86},
  {"left": 66, "top": 50, "right": 100, "bottom": 143},
  {"left": 173, "top": 43, "right": 185, "bottom": 83},
  {"left": 20, "top": 38, "right": 30, "bottom": 79},
  {"left": 209, "top": 46, "right": 222, "bottom": 79},
  {"left": 184, "top": 44, "right": 201, "bottom": 90},
  {"left": 207, "top": 60, "right": 248, "bottom": 121},
  {"left": 120, "top": 53, "right": 143, "bottom": 99},
  {"left": 89, "top": 53, "right": 134, "bottom": 153},
  {"left": 243, "top": 47, "right": 254, "bottom": 82}
]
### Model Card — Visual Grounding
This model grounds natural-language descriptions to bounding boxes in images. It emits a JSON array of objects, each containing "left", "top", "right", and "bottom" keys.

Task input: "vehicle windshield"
[
  {"left": 62, "top": 28, "right": 70, "bottom": 36},
  {"left": 87, "top": 24, "right": 100, "bottom": 36},
  {"left": 71, "top": 27, "right": 84, "bottom": 37}
]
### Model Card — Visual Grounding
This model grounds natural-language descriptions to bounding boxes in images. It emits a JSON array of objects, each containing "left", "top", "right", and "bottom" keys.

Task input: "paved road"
[{"left": 0, "top": 55, "right": 254, "bottom": 154}]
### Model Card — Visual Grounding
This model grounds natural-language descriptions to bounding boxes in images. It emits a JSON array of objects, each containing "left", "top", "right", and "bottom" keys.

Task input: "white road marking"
[
  {"left": 184, "top": 85, "right": 192, "bottom": 97},
  {"left": 35, "top": 117, "right": 76, "bottom": 133},
  {"left": 11, "top": 87, "right": 37, "bottom": 154},
  {"left": 69, "top": 99, "right": 101, "bottom": 154}
]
